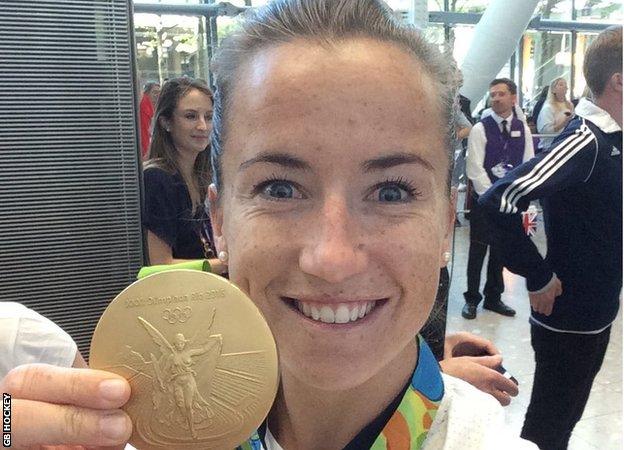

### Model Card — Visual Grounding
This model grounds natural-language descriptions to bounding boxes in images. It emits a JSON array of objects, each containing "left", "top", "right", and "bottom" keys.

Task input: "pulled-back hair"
[
  {"left": 145, "top": 77, "right": 213, "bottom": 210},
  {"left": 210, "top": 0, "right": 460, "bottom": 190},
  {"left": 546, "top": 77, "right": 573, "bottom": 112},
  {"left": 583, "top": 25, "right": 622, "bottom": 97}
]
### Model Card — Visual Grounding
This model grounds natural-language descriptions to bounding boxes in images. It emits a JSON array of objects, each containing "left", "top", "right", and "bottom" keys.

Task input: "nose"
[
  {"left": 299, "top": 195, "right": 368, "bottom": 284},
  {"left": 196, "top": 116, "right": 209, "bottom": 131}
]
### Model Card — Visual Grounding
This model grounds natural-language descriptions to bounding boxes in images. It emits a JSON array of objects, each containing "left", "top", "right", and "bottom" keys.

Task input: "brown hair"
[
  {"left": 144, "top": 77, "right": 214, "bottom": 210},
  {"left": 209, "top": 0, "right": 460, "bottom": 191},
  {"left": 583, "top": 26, "right": 622, "bottom": 97},
  {"left": 489, "top": 78, "right": 517, "bottom": 95}
]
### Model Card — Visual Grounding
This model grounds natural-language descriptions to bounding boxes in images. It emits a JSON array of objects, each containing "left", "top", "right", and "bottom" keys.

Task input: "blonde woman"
[{"left": 536, "top": 77, "right": 575, "bottom": 151}]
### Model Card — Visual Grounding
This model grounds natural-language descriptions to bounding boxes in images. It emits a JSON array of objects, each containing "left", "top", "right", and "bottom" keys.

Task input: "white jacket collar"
[{"left": 575, "top": 98, "right": 621, "bottom": 133}]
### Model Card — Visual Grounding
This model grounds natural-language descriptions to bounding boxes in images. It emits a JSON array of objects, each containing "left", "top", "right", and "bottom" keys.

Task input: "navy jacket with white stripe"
[{"left": 479, "top": 99, "right": 622, "bottom": 333}]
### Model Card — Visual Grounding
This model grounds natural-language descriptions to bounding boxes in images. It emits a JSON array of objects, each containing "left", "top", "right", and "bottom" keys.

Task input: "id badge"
[{"left": 491, "top": 162, "right": 514, "bottom": 178}]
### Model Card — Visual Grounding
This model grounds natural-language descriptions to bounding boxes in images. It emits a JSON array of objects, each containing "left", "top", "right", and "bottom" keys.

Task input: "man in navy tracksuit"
[{"left": 479, "top": 26, "right": 622, "bottom": 450}]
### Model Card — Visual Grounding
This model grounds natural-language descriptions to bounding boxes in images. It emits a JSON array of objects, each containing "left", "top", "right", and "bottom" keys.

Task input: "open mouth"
[{"left": 282, "top": 297, "right": 386, "bottom": 324}]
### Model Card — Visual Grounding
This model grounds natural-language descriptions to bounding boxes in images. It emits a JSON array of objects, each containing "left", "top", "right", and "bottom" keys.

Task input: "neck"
[
  {"left": 176, "top": 149, "right": 201, "bottom": 207},
  {"left": 176, "top": 149, "right": 198, "bottom": 181},
  {"left": 498, "top": 110, "right": 513, "bottom": 120},
  {"left": 595, "top": 92, "right": 623, "bottom": 128},
  {"left": 269, "top": 341, "right": 417, "bottom": 450}
]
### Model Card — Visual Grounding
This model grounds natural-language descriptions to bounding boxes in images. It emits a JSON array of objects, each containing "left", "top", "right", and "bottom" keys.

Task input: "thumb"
[{"left": 466, "top": 354, "right": 503, "bottom": 369}]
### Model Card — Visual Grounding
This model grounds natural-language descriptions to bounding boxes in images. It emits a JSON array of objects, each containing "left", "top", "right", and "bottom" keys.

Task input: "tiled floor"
[{"left": 446, "top": 213, "right": 622, "bottom": 449}]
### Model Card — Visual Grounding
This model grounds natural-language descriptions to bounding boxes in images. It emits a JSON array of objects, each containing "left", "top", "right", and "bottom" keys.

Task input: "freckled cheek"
[
  {"left": 225, "top": 218, "right": 296, "bottom": 295},
  {"left": 377, "top": 224, "right": 442, "bottom": 294}
]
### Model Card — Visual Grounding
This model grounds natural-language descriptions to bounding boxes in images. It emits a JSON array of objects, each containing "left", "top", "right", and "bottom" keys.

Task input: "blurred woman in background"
[
  {"left": 537, "top": 77, "right": 575, "bottom": 152},
  {"left": 143, "top": 77, "right": 224, "bottom": 272}
]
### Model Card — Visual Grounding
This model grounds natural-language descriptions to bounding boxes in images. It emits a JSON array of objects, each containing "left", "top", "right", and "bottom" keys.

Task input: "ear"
[
  {"left": 440, "top": 187, "right": 457, "bottom": 268},
  {"left": 208, "top": 184, "right": 226, "bottom": 253},
  {"left": 611, "top": 72, "right": 623, "bottom": 93}
]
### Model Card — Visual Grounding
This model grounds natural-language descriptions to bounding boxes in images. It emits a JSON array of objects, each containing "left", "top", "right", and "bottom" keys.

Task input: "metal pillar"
[{"left": 458, "top": 0, "right": 540, "bottom": 103}]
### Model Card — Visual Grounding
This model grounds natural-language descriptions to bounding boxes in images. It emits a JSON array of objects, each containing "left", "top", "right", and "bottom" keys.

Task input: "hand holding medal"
[{"left": 90, "top": 270, "right": 278, "bottom": 449}]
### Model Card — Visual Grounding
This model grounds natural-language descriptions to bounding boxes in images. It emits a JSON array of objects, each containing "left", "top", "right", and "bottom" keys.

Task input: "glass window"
[
  {"left": 451, "top": 24, "right": 475, "bottom": 65},
  {"left": 134, "top": 0, "right": 202, "bottom": 3},
  {"left": 386, "top": 1, "right": 443, "bottom": 12},
  {"left": 446, "top": 0, "right": 487, "bottom": 13},
  {"left": 575, "top": 0, "right": 622, "bottom": 22},
  {"left": 216, "top": 15, "right": 239, "bottom": 44},
  {"left": 521, "top": 30, "right": 572, "bottom": 106},
  {"left": 423, "top": 24, "right": 446, "bottom": 47},
  {"left": 536, "top": 0, "right": 574, "bottom": 20},
  {"left": 135, "top": 14, "right": 209, "bottom": 87},
  {"left": 573, "top": 32, "right": 598, "bottom": 98}
]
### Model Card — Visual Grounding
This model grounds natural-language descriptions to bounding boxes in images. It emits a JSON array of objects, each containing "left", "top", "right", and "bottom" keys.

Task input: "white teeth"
[
  {"left": 295, "top": 300, "right": 377, "bottom": 324},
  {"left": 335, "top": 305, "right": 350, "bottom": 324},
  {"left": 320, "top": 306, "right": 334, "bottom": 323},
  {"left": 311, "top": 305, "right": 320, "bottom": 321}
]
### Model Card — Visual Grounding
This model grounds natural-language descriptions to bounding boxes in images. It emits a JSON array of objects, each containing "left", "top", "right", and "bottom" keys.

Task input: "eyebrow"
[
  {"left": 362, "top": 152, "right": 434, "bottom": 172},
  {"left": 239, "top": 152, "right": 312, "bottom": 172},
  {"left": 239, "top": 151, "right": 434, "bottom": 173}
]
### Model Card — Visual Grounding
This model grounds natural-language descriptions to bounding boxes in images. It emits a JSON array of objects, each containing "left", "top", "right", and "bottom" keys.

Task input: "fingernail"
[
  {"left": 100, "top": 412, "right": 130, "bottom": 441},
  {"left": 99, "top": 379, "right": 128, "bottom": 401}
]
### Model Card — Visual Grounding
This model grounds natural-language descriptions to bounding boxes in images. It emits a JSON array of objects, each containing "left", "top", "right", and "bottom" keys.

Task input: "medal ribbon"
[
  {"left": 240, "top": 335, "right": 444, "bottom": 450},
  {"left": 369, "top": 335, "right": 444, "bottom": 449}
]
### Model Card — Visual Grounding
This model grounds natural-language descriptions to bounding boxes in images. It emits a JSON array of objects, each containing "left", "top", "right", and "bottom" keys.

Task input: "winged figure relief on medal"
[{"left": 111, "top": 308, "right": 270, "bottom": 446}]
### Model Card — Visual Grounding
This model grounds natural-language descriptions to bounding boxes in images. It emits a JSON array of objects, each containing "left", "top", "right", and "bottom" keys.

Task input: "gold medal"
[{"left": 90, "top": 270, "right": 279, "bottom": 449}]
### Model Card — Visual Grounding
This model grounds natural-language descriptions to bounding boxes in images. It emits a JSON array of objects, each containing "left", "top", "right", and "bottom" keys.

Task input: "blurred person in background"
[
  {"left": 462, "top": 78, "right": 534, "bottom": 320},
  {"left": 480, "top": 26, "right": 622, "bottom": 450},
  {"left": 536, "top": 77, "right": 575, "bottom": 153},
  {"left": 142, "top": 77, "right": 224, "bottom": 273},
  {"left": 139, "top": 81, "right": 161, "bottom": 159}
]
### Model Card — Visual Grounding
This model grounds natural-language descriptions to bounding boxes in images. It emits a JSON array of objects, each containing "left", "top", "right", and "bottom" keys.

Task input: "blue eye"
[
  {"left": 255, "top": 179, "right": 304, "bottom": 200},
  {"left": 265, "top": 181, "right": 294, "bottom": 198},
  {"left": 371, "top": 178, "right": 420, "bottom": 203},
  {"left": 378, "top": 185, "right": 405, "bottom": 202}
]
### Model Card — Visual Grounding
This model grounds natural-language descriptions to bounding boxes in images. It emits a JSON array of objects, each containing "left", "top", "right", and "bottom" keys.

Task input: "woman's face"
[
  {"left": 553, "top": 79, "right": 568, "bottom": 100},
  {"left": 211, "top": 39, "right": 453, "bottom": 389},
  {"left": 168, "top": 88, "right": 213, "bottom": 156}
]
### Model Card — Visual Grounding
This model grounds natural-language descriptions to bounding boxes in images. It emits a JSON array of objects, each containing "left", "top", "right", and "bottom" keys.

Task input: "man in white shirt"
[{"left": 462, "top": 78, "right": 534, "bottom": 319}]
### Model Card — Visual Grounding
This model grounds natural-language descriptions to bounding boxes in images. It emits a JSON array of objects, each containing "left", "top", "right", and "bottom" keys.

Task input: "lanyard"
[
  {"left": 369, "top": 336, "right": 443, "bottom": 449},
  {"left": 240, "top": 336, "right": 444, "bottom": 450}
]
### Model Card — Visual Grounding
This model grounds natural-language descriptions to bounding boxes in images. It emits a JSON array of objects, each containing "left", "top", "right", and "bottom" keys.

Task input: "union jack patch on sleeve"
[{"left": 522, "top": 205, "right": 539, "bottom": 236}]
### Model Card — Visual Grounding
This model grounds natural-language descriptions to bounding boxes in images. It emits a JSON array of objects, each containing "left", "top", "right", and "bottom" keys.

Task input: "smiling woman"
[
  {"left": 206, "top": 1, "right": 535, "bottom": 448},
  {"left": 142, "top": 77, "right": 225, "bottom": 272}
]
